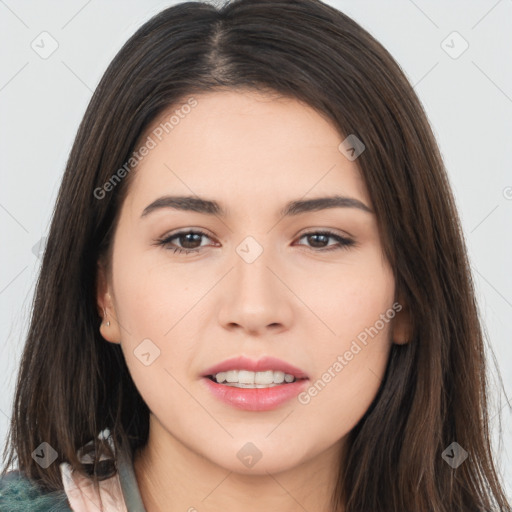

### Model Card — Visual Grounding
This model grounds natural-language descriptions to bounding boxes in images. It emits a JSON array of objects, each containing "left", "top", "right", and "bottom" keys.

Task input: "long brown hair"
[{"left": 2, "top": 1, "right": 510, "bottom": 510}]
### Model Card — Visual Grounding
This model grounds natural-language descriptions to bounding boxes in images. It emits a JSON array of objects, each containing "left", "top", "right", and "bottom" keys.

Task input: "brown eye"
[
  {"left": 154, "top": 229, "right": 355, "bottom": 255},
  {"left": 155, "top": 229, "right": 213, "bottom": 254},
  {"left": 296, "top": 231, "right": 355, "bottom": 252}
]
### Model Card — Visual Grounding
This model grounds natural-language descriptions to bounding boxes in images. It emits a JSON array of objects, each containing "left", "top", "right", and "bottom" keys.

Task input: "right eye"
[{"left": 154, "top": 229, "right": 216, "bottom": 254}]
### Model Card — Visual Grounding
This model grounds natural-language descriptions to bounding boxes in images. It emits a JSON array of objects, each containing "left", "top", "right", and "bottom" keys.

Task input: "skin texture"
[{"left": 96, "top": 90, "right": 410, "bottom": 512}]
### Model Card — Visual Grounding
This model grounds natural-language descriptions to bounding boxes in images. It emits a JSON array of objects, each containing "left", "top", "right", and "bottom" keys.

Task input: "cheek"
[
  {"left": 109, "top": 255, "right": 198, "bottom": 411},
  {"left": 109, "top": 242, "right": 198, "bottom": 383},
  {"left": 111, "top": 240, "right": 198, "bottom": 336},
  {"left": 297, "top": 249, "right": 395, "bottom": 352},
  {"left": 296, "top": 252, "right": 395, "bottom": 418}
]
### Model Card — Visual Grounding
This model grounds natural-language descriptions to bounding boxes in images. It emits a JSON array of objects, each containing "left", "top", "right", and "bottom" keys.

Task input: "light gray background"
[{"left": 1, "top": 0, "right": 511, "bottom": 499}]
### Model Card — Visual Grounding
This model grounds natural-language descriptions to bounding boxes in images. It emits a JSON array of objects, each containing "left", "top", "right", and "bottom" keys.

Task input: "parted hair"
[{"left": 2, "top": 1, "right": 510, "bottom": 511}]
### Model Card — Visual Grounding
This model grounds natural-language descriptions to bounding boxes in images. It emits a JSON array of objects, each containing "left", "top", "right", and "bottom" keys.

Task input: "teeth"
[
  {"left": 212, "top": 370, "right": 297, "bottom": 387},
  {"left": 273, "top": 371, "right": 285, "bottom": 384}
]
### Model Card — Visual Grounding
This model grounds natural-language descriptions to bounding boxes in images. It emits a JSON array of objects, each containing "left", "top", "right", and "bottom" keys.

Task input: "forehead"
[{"left": 124, "top": 89, "right": 370, "bottom": 216}]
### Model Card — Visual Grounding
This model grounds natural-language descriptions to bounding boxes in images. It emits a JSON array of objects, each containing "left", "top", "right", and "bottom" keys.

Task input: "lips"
[
  {"left": 202, "top": 377, "right": 309, "bottom": 411},
  {"left": 201, "top": 355, "right": 309, "bottom": 380}
]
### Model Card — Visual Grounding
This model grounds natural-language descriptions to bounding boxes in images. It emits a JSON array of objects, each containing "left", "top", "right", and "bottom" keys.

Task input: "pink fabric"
[
  {"left": 59, "top": 429, "right": 128, "bottom": 511},
  {"left": 59, "top": 462, "right": 126, "bottom": 511}
]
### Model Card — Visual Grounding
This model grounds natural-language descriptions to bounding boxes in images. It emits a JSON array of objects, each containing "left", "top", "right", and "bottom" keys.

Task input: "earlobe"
[{"left": 96, "top": 261, "right": 122, "bottom": 344}]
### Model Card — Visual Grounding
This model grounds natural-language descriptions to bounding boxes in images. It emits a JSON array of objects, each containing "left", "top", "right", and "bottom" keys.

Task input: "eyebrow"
[{"left": 140, "top": 194, "right": 373, "bottom": 219}]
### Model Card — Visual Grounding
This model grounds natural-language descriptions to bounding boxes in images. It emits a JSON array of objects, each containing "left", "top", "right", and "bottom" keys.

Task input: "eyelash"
[{"left": 154, "top": 229, "right": 356, "bottom": 255}]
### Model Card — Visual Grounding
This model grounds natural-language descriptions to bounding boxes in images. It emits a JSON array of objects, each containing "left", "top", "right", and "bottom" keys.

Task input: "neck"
[{"left": 133, "top": 418, "right": 345, "bottom": 512}]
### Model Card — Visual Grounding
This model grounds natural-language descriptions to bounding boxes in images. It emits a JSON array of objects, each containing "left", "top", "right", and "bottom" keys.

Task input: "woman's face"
[{"left": 97, "top": 89, "right": 408, "bottom": 475}]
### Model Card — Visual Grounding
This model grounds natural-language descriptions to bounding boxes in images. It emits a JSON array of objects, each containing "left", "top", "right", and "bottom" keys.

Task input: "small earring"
[{"left": 103, "top": 307, "right": 110, "bottom": 327}]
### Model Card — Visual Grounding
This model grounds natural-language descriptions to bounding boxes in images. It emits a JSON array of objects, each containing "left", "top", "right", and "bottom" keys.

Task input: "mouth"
[
  {"left": 200, "top": 355, "right": 309, "bottom": 410},
  {"left": 201, "top": 355, "right": 309, "bottom": 385},
  {"left": 205, "top": 369, "right": 306, "bottom": 388}
]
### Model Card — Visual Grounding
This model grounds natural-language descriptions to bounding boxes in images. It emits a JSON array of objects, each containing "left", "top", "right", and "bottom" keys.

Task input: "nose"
[{"left": 217, "top": 243, "right": 294, "bottom": 336}]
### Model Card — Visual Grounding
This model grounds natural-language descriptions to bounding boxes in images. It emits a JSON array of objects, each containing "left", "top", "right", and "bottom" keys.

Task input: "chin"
[{"left": 204, "top": 440, "right": 312, "bottom": 476}]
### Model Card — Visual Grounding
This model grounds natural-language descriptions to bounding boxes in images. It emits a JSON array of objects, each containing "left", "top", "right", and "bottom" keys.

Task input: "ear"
[
  {"left": 391, "top": 298, "right": 412, "bottom": 346},
  {"left": 96, "top": 260, "right": 121, "bottom": 344}
]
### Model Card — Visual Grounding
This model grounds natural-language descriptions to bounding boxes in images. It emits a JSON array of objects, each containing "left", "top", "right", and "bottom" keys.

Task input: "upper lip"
[{"left": 201, "top": 355, "right": 309, "bottom": 379}]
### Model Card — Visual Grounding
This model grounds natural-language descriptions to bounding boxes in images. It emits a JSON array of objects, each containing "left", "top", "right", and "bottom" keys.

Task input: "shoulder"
[{"left": 0, "top": 469, "right": 72, "bottom": 511}]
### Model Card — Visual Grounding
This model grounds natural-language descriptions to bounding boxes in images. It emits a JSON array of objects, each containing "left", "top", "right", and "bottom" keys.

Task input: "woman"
[{"left": 1, "top": 0, "right": 510, "bottom": 510}]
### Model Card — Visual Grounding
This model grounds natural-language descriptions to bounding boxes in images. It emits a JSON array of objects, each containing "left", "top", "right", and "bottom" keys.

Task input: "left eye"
[
  {"left": 155, "top": 229, "right": 355, "bottom": 255},
  {"left": 297, "top": 231, "right": 355, "bottom": 252}
]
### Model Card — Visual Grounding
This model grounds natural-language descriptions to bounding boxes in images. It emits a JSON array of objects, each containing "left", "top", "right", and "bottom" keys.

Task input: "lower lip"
[{"left": 202, "top": 377, "right": 309, "bottom": 411}]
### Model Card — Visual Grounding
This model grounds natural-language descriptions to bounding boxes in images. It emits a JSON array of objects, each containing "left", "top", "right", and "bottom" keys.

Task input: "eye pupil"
[
  {"left": 308, "top": 234, "right": 328, "bottom": 248},
  {"left": 180, "top": 233, "right": 202, "bottom": 249}
]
